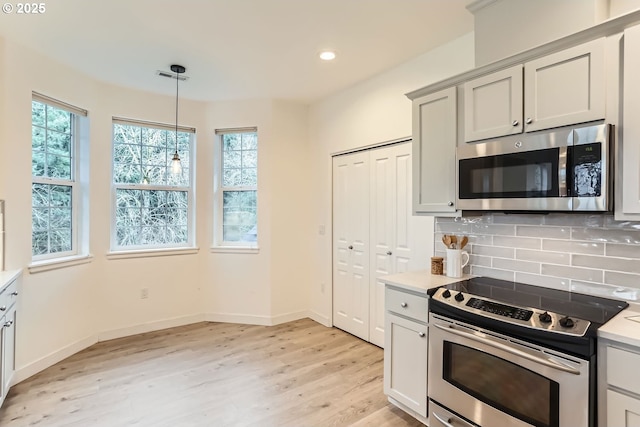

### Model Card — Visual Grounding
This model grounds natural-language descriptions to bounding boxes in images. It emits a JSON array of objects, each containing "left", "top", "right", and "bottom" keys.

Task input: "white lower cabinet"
[
  {"left": 599, "top": 342, "right": 640, "bottom": 427},
  {"left": 608, "top": 389, "right": 640, "bottom": 427},
  {"left": 383, "top": 286, "right": 428, "bottom": 422},
  {"left": 0, "top": 272, "right": 20, "bottom": 408}
]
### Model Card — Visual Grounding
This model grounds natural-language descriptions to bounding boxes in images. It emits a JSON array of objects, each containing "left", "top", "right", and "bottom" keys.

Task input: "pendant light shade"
[{"left": 170, "top": 64, "right": 186, "bottom": 175}]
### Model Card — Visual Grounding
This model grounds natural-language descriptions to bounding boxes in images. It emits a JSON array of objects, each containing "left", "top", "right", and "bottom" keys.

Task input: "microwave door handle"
[
  {"left": 559, "top": 145, "right": 569, "bottom": 197},
  {"left": 433, "top": 323, "right": 581, "bottom": 375}
]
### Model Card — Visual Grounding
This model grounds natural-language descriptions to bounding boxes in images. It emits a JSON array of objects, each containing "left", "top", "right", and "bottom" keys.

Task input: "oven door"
[{"left": 428, "top": 314, "right": 590, "bottom": 427}]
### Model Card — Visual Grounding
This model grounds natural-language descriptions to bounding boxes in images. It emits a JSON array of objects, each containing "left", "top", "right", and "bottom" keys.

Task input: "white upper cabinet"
[
  {"left": 464, "top": 65, "right": 523, "bottom": 142},
  {"left": 463, "top": 38, "right": 605, "bottom": 142},
  {"left": 412, "top": 87, "right": 457, "bottom": 214},
  {"left": 524, "top": 38, "right": 605, "bottom": 132},
  {"left": 620, "top": 24, "right": 640, "bottom": 217}
]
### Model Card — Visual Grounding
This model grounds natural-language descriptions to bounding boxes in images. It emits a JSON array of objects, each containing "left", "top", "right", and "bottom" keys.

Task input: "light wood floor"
[{"left": 0, "top": 318, "right": 424, "bottom": 427}]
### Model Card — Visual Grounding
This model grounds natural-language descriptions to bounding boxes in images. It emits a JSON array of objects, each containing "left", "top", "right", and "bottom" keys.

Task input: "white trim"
[
  {"left": 331, "top": 136, "right": 411, "bottom": 157},
  {"left": 209, "top": 246, "right": 259, "bottom": 254},
  {"left": 215, "top": 126, "right": 257, "bottom": 134},
  {"left": 12, "top": 334, "right": 98, "bottom": 385},
  {"left": 270, "top": 310, "right": 309, "bottom": 325},
  {"left": 308, "top": 310, "right": 332, "bottom": 327},
  {"left": 11, "top": 312, "right": 327, "bottom": 389},
  {"left": 28, "top": 254, "right": 94, "bottom": 274},
  {"left": 32, "top": 91, "right": 88, "bottom": 116},
  {"left": 106, "top": 247, "right": 199, "bottom": 260},
  {"left": 112, "top": 116, "right": 196, "bottom": 133},
  {"left": 98, "top": 314, "right": 205, "bottom": 342},
  {"left": 465, "top": 0, "right": 499, "bottom": 14}
]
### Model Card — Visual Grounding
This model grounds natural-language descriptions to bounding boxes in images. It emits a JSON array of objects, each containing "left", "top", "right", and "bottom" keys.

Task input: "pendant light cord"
[{"left": 175, "top": 69, "right": 179, "bottom": 153}]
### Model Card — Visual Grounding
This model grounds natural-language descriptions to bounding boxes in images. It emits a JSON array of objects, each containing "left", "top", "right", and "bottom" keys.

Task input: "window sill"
[
  {"left": 210, "top": 246, "right": 260, "bottom": 254},
  {"left": 29, "top": 254, "right": 94, "bottom": 274},
  {"left": 106, "top": 247, "right": 199, "bottom": 260}
]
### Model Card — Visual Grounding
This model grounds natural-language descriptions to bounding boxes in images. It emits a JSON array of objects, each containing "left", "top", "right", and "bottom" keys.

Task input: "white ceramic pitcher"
[{"left": 446, "top": 249, "right": 470, "bottom": 278}]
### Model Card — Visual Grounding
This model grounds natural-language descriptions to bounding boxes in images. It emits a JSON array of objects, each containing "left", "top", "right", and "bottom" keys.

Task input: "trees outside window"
[
  {"left": 112, "top": 121, "right": 194, "bottom": 250},
  {"left": 214, "top": 129, "right": 258, "bottom": 246},
  {"left": 31, "top": 96, "right": 86, "bottom": 259}
]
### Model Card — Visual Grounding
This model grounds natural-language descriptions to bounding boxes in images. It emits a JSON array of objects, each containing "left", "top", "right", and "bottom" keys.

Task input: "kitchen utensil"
[
  {"left": 460, "top": 236, "right": 468, "bottom": 249},
  {"left": 450, "top": 235, "right": 458, "bottom": 249},
  {"left": 442, "top": 235, "right": 452, "bottom": 248}
]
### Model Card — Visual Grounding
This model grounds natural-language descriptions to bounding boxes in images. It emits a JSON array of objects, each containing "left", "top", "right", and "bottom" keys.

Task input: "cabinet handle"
[
  {"left": 0, "top": 306, "right": 5, "bottom": 312},
  {"left": 11, "top": 291, "right": 18, "bottom": 296},
  {"left": 348, "top": 245, "right": 353, "bottom": 250},
  {"left": 512, "top": 120, "right": 519, "bottom": 126},
  {"left": 447, "top": 201, "right": 454, "bottom": 207},
  {"left": 4, "top": 320, "right": 12, "bottom": 328},
  {"left": 526, "top": 117, "right": 533, "bottom": 124},
  {"left": 400, "top": 302, "right": 408, "bottom": 308},
  {"left": 418, "top": 332, "right": 426, "bottom": 338},
  {"left": 386, "top": 251, "right": 392, "bottom": 256}
]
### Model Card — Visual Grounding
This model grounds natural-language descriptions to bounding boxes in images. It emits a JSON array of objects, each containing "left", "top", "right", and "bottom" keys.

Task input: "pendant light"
[{"left": 170, "top": 64, "right": 186, "bottom": 175}]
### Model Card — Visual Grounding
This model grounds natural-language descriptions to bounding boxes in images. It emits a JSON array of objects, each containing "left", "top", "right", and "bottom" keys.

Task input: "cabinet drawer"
[
  {"left": 385, "top": 287, "right": 428, "bottom": 323},
  {"left": 608, "top": 346, "right": 640, "bottom": 395},
  {"left": 0, "top": 279, "right": 18, "bottom": 311}
]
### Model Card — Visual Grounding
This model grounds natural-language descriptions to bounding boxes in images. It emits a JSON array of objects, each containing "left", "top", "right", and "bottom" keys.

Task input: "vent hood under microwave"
[{"left": 456, "top": 123, "right": 612, "bottom": 212}]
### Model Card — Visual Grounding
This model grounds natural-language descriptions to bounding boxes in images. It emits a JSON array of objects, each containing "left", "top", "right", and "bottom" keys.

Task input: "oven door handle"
[
  {"left": 432, "top": 412, "right": 456, "bottom": 427},
  {"left": 433, "top": 323, "right": 581, "bottom": 375}
]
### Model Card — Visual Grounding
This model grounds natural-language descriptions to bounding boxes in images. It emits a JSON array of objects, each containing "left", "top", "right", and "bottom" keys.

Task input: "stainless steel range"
[{"left": 427, "top": 277, "right": 628, "bottom": 427}]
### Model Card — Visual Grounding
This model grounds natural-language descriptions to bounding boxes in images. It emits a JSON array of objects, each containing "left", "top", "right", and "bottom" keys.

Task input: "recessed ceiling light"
[{"left": 319, "top": 51, "right": 336, "bottom": 61}]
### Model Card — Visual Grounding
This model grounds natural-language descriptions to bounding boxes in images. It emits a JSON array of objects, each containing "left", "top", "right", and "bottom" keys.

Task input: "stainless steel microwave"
[{"left": 457, "top": 122, "right": 612, "bottom": 212}]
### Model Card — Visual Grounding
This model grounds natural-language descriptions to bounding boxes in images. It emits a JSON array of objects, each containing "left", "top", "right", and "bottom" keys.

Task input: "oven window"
[
  {"left": 443, "top": 342, "right": 559, "bottom": 427},
  {"left": 459, "top": 148, "right": 560, "bottom": 199}
]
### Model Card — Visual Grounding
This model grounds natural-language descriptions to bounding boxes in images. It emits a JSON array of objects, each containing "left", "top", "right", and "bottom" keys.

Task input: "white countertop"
[
  {"left": 599, "top": 303, "right": 640, "bottom": 348},
  {"left": 0, "top": 269, "right": 21, "bottom": 291},
  {"left": 379, "top": 270, "right": 473, "bottom": 294}
]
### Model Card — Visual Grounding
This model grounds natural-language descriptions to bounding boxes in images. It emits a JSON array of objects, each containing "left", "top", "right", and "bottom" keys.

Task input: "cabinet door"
[
  {"left": 608, "top": 390, "right": 640, "bottom": 427},
  {"left": 369, "top": 143, "right": 431, "bottom": 348},
  {"left": 524, "top": 38, "right": 605, "bottom": 133},
  {"left": 333, "top": 152, "right": 370, "bottom": 341},
  {"left": 463, "top": 65, "right": 524, "bottom": 142},
  {"left": 621, "top": 25, "right": 640, "bottom": 215},
  {"left": 2, "top": 308, "right": 15, "bottom": 393},
  {"left": 412, "top": 87, "right": 457, "bottom": 214},
  {"left": 383, "top": 312, "right": 428, "bottom": 418}
]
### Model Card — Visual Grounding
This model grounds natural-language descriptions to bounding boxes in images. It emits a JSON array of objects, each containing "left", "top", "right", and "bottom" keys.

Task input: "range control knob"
[
  {"left": 454, "top": 292, "right": 465, "bottom": 302},
  {"left": 442, "top": 289, "right": 451, "bottom": 298},
  {"left": 559, "top": 316, "right": 575, "bottom": 328},
  {"left": 539, "top": 312, "right": 552, "bottom": 323}
]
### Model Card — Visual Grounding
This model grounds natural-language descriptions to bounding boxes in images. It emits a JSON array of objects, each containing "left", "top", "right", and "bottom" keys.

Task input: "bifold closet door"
[
  {"left": 332, "top": 151, "right": 370, "bottom": 341},
  {"left": 369, "top": 143, "right": 429, "bottom": 347}
]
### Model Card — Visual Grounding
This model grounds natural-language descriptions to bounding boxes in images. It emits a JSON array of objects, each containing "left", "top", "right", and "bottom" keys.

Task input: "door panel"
[{"left": 332, "top": 152, "right": 370, "bottom": 341}]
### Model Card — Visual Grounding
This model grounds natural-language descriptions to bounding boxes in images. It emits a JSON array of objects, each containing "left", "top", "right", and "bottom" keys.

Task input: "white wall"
[
  {"left": 307, "top": 33, "right": 475, "bottom": 325},
  {"left": 0, "top": 38, "right": 311, "bottom": 381}
]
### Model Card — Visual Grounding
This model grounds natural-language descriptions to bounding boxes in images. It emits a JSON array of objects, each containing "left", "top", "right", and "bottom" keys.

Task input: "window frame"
[
  {"left": 31, "top": 93, "right": 87, "bottom": 262},
  {"left": 110, "top": 118, "right": 196, "bottom": 252},
  {"left": 213, "top": 127, "right": 259, "bottom": 250}
]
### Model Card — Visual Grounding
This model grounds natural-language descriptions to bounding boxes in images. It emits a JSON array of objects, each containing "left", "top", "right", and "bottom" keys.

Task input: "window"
[
  {"left": 111, "top": 118, "right": 194, "bottom": 250},
  {"left": 31, "top": 94, "right": 87, "bottom": 260},
  {"left": 214, "top": 128, "right": 258, "bottom": 247}
]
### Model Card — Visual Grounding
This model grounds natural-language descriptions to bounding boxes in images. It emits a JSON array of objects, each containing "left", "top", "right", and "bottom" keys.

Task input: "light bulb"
[{"left": 171, "top": 151, "right": 182, "bottom": 175}]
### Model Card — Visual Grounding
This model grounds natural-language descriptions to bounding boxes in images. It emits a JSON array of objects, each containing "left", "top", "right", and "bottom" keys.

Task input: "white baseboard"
[
  {"left": 13, "top": 334, "right": 98, "bottom": 385},
  {"left": 13, "top": 311, "right": 323, "bottom": 387},
  {"left": 98, "top": 313, "right": 206, "bottom": 342},
  {"left": 308, "top": 309, "right": 331, "bottom": 327}
]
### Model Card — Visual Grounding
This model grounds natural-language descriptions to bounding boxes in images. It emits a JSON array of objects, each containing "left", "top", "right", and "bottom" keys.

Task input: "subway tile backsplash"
[{"left": 435, "top": 213, "right": 640, "bottom": 302}]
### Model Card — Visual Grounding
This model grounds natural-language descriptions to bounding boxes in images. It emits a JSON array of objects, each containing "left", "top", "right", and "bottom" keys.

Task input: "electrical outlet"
[
  {"left": 320, "top": 282, "right": 325, "bottom": 293},
  {"left": 318, "top": 225, "right": 325, "bottom": 235},
  {"left": 141, "top": 288, "right": 149, "bottom": 299}
]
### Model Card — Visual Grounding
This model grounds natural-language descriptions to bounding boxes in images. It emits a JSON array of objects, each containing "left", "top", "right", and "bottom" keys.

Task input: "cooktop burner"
[{"left": 428, "top": 276, "right": 629, "bottom": 358}]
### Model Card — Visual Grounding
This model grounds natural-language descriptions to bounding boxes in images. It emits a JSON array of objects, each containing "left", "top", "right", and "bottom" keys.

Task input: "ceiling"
[{"left": 0, "top": 0, "right": 475, "bottom": 104}]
